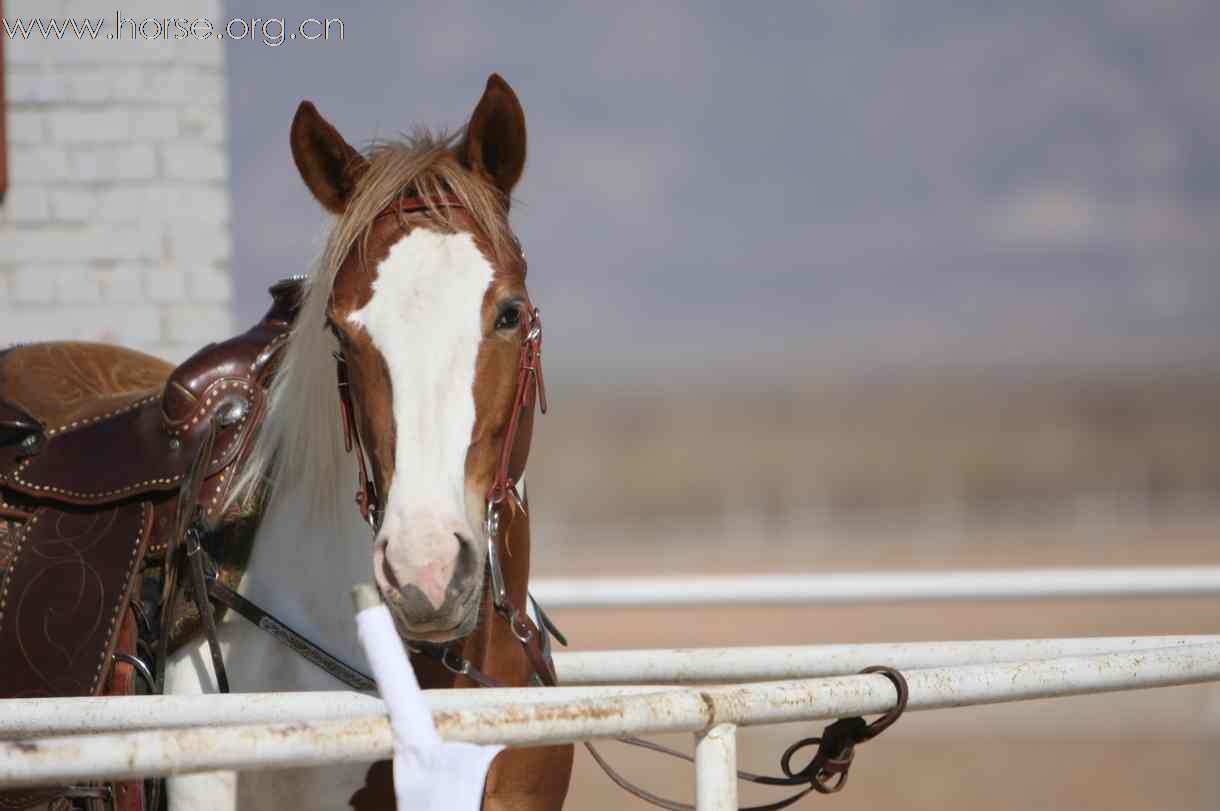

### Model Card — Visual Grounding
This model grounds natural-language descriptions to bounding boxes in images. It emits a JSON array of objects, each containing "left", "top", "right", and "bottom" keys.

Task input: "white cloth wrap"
[{"left": 356, "top": 604, "right": 504, "bottom": 810}]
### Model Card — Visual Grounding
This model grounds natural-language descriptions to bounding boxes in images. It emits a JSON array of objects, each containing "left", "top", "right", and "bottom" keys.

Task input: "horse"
[
  {"left": 167, "top": 74, "right": 573, "bottom": 811},
  {"left": 0, "top": 74, "right": 572, "bottom": 811}
]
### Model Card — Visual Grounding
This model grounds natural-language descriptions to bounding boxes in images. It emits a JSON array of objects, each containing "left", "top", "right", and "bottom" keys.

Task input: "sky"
[{"left": 225, "top": 1, "right": 1220, "bottom": 389}]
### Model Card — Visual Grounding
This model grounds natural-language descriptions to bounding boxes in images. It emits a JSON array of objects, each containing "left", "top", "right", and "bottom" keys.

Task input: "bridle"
[
  {"left": 483, "top": 292, "right": 547, "bottom": 645},
  {"left": 194, "top": 192, "right": 906, "bottom": 810},
  {"left": 324, "top": 195, "right": 909, "bottom": 811},
  {"left": 180, "top": 193, "right": 554, "bottom": 699},
  {"left": 330, "top": 192, "right": 556, "bottom": 686}
]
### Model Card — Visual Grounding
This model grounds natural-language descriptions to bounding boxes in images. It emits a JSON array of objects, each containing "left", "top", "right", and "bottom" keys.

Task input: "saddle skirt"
[{"left": 0, "top": 279, "right": 303, "bottom": 809}]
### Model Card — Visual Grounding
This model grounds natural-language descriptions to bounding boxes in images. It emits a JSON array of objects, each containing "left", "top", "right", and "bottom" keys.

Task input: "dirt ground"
[{"left": 538, "top": 520, "right": 1220, "bottom": 810}]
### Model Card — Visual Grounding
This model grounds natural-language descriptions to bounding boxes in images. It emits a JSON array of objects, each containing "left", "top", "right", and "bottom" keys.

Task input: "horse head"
[{"left": 288, "top": 75, "right": 538, "bottom": 643}]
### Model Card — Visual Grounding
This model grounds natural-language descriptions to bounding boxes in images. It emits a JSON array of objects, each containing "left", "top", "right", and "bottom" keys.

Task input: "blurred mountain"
[
  {"left": 529, "top": 373, "right": 1220, "bottom": 535},
  {"left": 228, "top": 1, "right": 1220, "bottom": 385}
]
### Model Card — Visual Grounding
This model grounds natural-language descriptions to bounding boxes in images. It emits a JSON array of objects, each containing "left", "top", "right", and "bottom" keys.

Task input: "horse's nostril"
[
  {"left": 453, "top": 533, "right": 478, "bottom": 582},
  {"left": 380, "top": 554, "right": 401, "bottom": 591}
]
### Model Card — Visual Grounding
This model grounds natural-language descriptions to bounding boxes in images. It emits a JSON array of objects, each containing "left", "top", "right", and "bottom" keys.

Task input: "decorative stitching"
[
  {"left": 0, "top": 498, "right": 32, "bottom": 520},
  {"left": 206, "top": 468, "right": 229, "bottom": 520},
  {"left": 88, "top": 503, "right": 147, "bottom": 694},
  {"left": 0, "top": 511, "right": 39, "bottom": 632},
  {"left": 10, "top": 455, "right": 182, "bottom": 499},
  {"left": 251, "top": 332, "right": 291, "bottom": 376},
  {"left": 210, "top": 410, "right": 250, "bottom": 466},
  {"left": 165, "top": 380, "right": 253, "bottom": 437},
  {"left": 10, "top": 388, "right": 253, "bottom": 501},
  {"left": 46, "top": 394, "right": 160, "bottom": 438}
]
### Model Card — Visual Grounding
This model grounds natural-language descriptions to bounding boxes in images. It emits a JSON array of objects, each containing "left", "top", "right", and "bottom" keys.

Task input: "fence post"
[{"left": 695, "top": 723, "right": 737, "bottom": 810}]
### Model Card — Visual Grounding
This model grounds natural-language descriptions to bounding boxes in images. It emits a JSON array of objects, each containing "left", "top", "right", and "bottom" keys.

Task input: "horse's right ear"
[{"left": 290, "top": 101, "right": 367, "bottom": 214}]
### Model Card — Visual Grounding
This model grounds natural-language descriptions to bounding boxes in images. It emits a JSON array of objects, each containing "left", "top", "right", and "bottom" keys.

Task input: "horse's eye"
[{"left": 495, "top": 306, "right": 522, "bottom": 331}]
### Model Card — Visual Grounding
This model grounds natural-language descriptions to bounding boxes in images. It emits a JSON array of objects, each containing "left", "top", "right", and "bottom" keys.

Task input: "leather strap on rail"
[
  {"left": 585, "top": 667, "right": 908, "bottom": 811},
  {"left": 320, "top": 190, "right": 914, "bottom": 810}
]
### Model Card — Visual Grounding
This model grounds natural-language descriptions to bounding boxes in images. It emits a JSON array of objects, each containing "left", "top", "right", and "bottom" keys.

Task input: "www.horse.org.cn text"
[{"left": 1, "top": 14, "right": 345, "bottom": 47}]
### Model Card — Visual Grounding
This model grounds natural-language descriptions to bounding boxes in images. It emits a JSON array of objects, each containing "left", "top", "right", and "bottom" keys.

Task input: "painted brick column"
[{"left": 0, "top": 0, "right": 233, "bottom": 362}]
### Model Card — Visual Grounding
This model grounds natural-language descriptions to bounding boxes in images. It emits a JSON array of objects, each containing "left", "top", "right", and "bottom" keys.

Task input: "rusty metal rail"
[
  {"left": 5, "top": 636, "right": 1214, "bottom": 739},
  {"left": 3, "top": 640, "right": 1220, "bottom": 798}
]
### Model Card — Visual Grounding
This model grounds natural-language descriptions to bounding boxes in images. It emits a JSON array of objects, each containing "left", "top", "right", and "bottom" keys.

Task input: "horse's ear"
[
  {"left": 290, "top": 101, "right": 367, "bottom": 214},
  {"left": 457, "top": 74, "right": 527, "bottom": 201}
]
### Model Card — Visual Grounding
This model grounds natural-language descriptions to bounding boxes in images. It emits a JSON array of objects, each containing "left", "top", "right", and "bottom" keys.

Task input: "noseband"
[{"left": 330, "top": 192, "right": 555, "bottom": 683}]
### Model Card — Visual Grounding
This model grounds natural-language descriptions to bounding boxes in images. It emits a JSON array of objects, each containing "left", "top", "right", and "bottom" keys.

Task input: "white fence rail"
[
  {"left": 4, "top": 640, "right": 1220, "bottom": 801},
  {"left": 531, "top": 566, "right": 1220, "bottom": 608},
  {"left": 5, "top": 636, "right": 1216, "bottom": 740},
  {"left": 552, "top": 634, "right": 1220, "bottom": 684},
  {"left": 3, "top": 567, "right": 1219, "bottom": 809}
]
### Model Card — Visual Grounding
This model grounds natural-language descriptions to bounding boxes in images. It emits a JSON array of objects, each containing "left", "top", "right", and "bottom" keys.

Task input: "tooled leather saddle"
[{"left": 0, "top": 279, "right": 303, "bottom": 811}]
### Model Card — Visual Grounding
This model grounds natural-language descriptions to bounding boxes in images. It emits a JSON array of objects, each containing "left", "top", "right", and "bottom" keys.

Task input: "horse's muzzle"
[{"left": 374, "top": 530, "right": 482, "bottom": 641}]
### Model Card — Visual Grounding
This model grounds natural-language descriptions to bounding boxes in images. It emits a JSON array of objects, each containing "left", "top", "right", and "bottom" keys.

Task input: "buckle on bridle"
[
  {"left": 485, "top": 499, "right": 509, "bottom": 612},
  {"left": 441, "top": 647, "right": 472, "bottom": 677},
  {"left": 508, "top": 608, "right": 534, "bottom": 644},
  {"left": 526, "top": 308, "right": 542, "bottom": 343}
]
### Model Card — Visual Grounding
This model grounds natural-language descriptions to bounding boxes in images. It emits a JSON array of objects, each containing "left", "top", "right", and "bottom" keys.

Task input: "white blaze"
[{"left": 348, "top": 228, "right": 492, "bottom": 564}]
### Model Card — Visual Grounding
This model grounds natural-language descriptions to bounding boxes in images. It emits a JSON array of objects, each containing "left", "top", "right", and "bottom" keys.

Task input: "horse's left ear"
[{"left": 457, "top": 74, "right": 527, "bottom": 201}]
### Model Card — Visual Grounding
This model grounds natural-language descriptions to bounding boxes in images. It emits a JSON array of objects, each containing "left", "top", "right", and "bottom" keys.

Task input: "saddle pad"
[
  {"left": 0, "top": 501, "right": 152, "bottom": 698},
  {"left": 0, "top": 584, "right": 147, "bottom": 811}
]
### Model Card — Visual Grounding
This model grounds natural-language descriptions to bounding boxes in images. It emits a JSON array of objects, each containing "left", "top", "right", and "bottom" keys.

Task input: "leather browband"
[{"left": 381, "top": 193, "right": 467, "bottom": 217}]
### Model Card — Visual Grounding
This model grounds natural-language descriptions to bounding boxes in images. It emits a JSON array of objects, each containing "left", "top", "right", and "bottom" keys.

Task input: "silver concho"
[{"left": 217, "top": 398, "right": 250, "bottom": 428}]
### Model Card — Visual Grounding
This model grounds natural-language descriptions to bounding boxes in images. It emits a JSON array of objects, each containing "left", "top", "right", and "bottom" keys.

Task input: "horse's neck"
[{"left": 237, "top": 454, "right": 374, "bottom": 674}]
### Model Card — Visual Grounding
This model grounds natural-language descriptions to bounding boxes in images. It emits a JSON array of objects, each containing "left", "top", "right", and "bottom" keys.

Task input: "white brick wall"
[{"left": 0, "top": 0, "right": 233, "bottom": 363}]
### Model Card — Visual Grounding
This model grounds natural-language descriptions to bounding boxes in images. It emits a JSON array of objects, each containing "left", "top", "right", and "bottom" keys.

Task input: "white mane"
[{"left": 228, "top": 272, "right": 348, "bottom": 523}]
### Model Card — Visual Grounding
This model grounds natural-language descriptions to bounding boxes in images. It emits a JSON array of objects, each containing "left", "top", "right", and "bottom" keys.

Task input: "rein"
[
  {"left": 182, "top": 193, "right": 551, "bottom": 696},
  {"left": 183, "top": 193, "right": 907, "bottom": 810}
]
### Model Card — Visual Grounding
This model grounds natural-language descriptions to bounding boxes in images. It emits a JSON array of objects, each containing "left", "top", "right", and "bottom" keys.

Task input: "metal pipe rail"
[
  {"left": 4, "top": 636, "right": 1213, "bottom": 738},
  {"left": 531, "top": 566, "right": 1220, "bottom": 609},
  {"left": 0, "top": 687, "right": 671, "bottom": 739},
  {"left": 4, "top": 641, "right": 1220, "bottom": 791},
  {"left": 553, "top": 634, "right": 1220, "bottom": 685}
]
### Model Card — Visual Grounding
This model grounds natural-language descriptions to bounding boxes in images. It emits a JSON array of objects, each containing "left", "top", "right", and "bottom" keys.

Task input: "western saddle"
[{"left": 0, "top": 279, "right": 304, "bottom": 811}]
